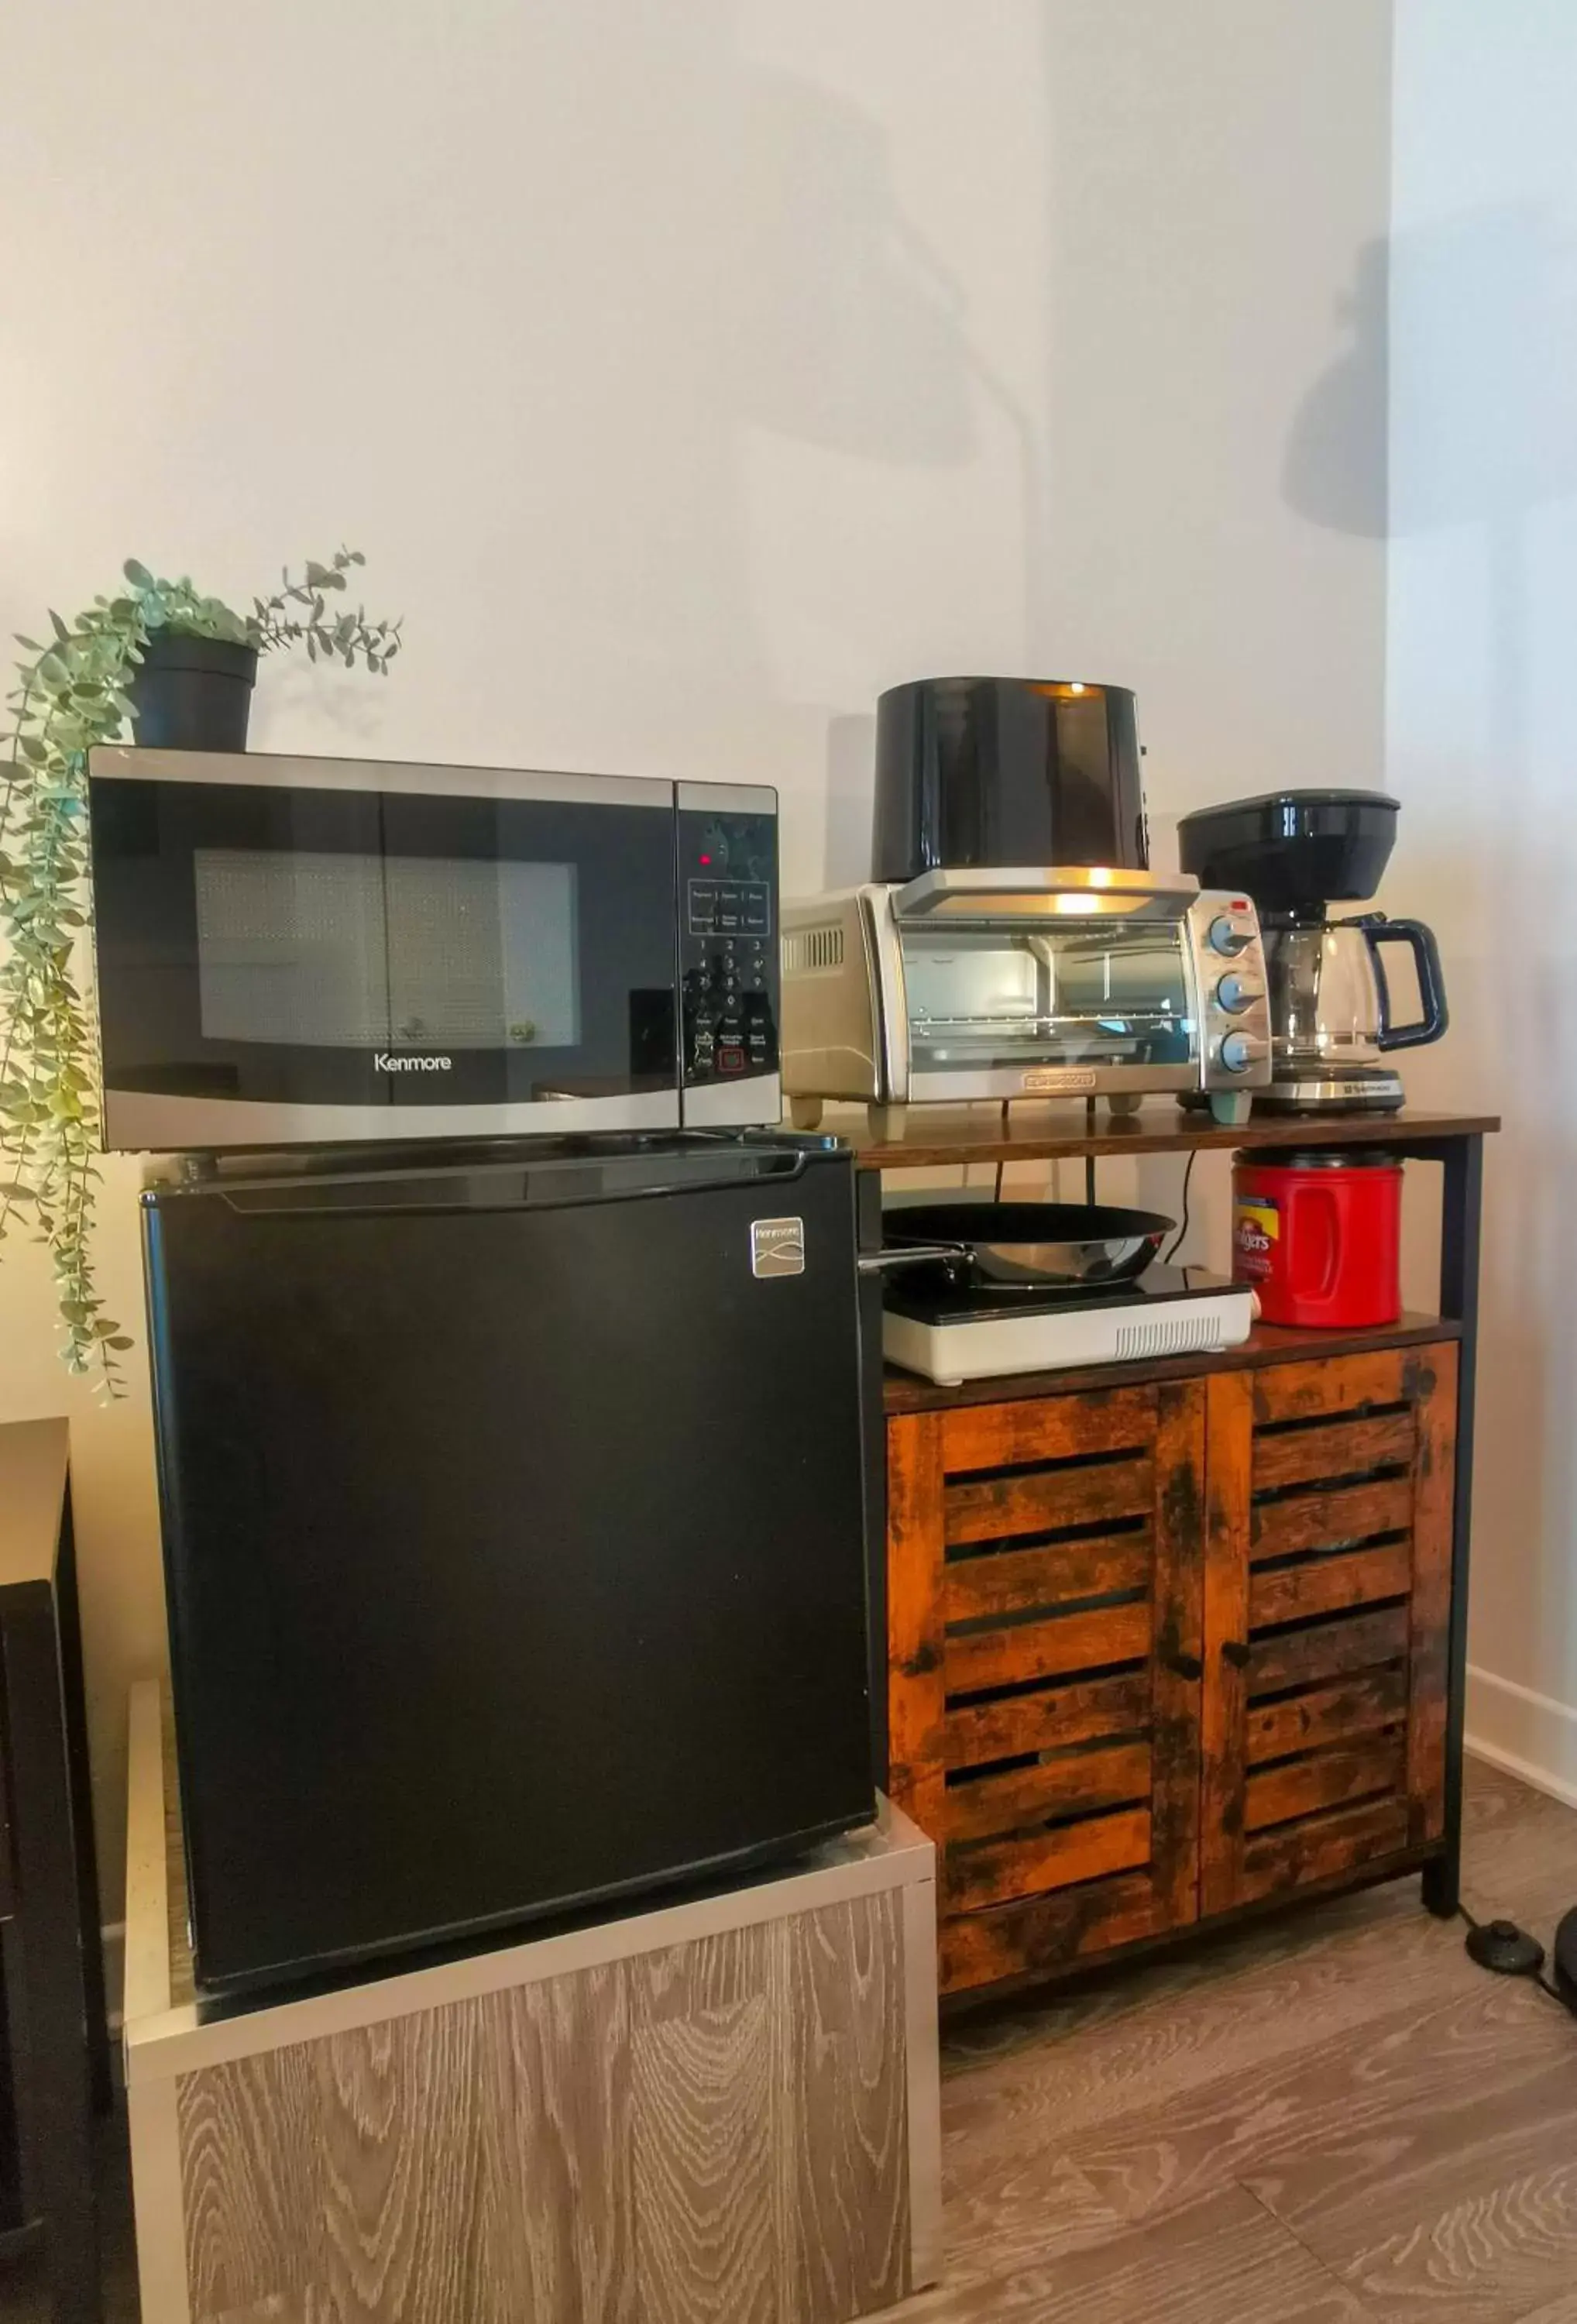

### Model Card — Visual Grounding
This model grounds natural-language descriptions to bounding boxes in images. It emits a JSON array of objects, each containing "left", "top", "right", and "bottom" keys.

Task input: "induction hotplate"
[{"left": 883, "top": 1263, "right": 1256, "bottom": 1385}]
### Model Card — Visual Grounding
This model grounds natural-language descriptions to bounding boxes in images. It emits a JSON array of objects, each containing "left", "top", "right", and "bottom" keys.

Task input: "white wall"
[
  {"left": 1389, "top": 0, "right": 1577, "bottom": 1800},
  {"left": 0, "top": 0, "right": 1393, "bottom": 1899}
]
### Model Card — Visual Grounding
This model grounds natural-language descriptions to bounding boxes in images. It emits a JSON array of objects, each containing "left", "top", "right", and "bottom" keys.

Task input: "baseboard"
[{"left": 1465, "top": 1664, "right": 1577, "bottom": 1810}]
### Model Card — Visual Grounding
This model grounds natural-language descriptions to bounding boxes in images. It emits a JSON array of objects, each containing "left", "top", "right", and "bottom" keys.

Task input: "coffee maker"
[{"left": 1177, "top": 789, "right": 1447, "bottom": 1112}]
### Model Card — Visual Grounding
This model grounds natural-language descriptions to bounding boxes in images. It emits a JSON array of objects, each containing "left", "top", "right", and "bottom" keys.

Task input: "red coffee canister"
[{"left": 1232, "top": 1149, "right": 1403, "bottom": 1329}]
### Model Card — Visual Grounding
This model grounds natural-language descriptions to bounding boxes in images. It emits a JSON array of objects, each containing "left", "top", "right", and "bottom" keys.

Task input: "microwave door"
[{"left": 88, "top": 762, "right": 685, "bottom": 1150}]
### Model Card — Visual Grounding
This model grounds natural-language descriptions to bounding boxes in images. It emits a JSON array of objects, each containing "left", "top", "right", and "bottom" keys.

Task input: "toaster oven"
[{"left": 781, "top": 868, "right": 1271, "bottom": 1129}]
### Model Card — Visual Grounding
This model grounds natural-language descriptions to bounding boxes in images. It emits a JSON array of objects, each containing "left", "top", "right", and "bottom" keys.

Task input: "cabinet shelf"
[{"left": 883, "top": 1312, "right": 1463, "bottom": 1416}]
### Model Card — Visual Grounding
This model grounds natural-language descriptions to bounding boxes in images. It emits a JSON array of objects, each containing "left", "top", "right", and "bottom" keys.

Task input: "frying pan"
[{"left": 865, "top": 1201, "right": 1174, "bottom": 1290}]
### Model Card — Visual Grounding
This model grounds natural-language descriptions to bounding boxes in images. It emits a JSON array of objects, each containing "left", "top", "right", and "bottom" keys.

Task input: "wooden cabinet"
[{"left": 885, "top": 1340, "right": 1458, "bottom": 1999}]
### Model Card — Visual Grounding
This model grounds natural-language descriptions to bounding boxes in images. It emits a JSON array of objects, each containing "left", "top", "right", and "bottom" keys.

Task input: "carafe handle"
[{"left": 1360, "top": 916, "right": 1449, "bottom": 1051}]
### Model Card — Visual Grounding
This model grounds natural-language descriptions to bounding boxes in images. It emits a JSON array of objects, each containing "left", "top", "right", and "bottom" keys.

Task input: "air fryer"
[{"left": 872, "top": 676, "right": 1148, "bottom": 881}]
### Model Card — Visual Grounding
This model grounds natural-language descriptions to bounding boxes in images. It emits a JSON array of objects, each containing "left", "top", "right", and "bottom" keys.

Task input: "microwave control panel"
[{"left": 678, "top": 805, "right": 779, "bottom": 1087}]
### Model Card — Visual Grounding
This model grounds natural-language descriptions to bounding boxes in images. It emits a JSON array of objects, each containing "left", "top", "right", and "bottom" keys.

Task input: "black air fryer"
[{"left": 872, "top": 676, "right": 1148, "bottom": 879}]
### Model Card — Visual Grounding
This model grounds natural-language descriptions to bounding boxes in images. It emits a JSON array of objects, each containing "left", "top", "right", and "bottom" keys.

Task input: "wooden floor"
[{"left": 3, "top": 1758, "right": 1574, "bottom": 2324}]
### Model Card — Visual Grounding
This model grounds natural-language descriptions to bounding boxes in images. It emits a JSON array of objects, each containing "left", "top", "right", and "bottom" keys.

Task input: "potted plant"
[{"left": 0, "top": 550, "right": 402, "bottom": 1392}]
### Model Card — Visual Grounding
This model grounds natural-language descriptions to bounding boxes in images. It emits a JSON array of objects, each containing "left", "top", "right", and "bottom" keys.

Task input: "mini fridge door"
[{"left": 143, "top": 1138, "right": 873, "bottom": 1995}]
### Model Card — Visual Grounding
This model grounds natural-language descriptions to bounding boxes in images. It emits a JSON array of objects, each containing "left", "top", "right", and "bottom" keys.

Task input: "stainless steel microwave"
[{"left": 86, "top": 748, "right": 780, "bottom": 1149}]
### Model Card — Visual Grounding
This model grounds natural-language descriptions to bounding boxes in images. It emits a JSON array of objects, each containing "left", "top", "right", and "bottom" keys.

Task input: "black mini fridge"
[{"left": 143, "top": 1136, "right": 873, "bottom": 1995}]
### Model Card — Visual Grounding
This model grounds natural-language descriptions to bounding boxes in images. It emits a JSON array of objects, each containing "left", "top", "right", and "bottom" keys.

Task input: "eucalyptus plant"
[{"left": 0, "top": 550, "right": 401, "bottom": 1393}]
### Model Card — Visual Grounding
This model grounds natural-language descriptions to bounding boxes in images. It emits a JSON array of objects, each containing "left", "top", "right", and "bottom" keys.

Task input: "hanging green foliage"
[{"left": 0, "top": 550, "right": 402, "bottom": 1393}]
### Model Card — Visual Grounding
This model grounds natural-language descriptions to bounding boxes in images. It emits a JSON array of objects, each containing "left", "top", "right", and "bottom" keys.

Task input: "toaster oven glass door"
[
  {"left": 88, "top": 765, "right": 682, "bottom": 1147},
  {"left": 899, "top": 923, "right": 1195, "bottom": 1072}
]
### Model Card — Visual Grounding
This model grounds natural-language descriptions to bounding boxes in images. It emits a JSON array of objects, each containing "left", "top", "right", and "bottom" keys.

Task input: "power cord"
[{"left": 1166, "top": 1150, "right": 1198, "bottom": 1264}]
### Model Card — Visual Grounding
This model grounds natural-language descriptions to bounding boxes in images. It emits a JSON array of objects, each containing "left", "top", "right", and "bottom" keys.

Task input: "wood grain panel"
[
  {"left": 947, "top": 1807, "right": 1152, "bottom": 1914},
  {"left": 1246, "top": 1605, "right": 1410, "bottom": 1696},
  {"left": 1407, "top": 1342, "right": 1458, "bottom": 1845},
  {"left": 628, "top": 1922, "right": 777, "bottom": 2324},
  {"left": 941, "top": 1386, "right": 1156, "bottom": 1475},
  {"left": 1252, "top": 1349, "right": 1416, "bottom": 1427},
  {"left": 1149, "top": 1379, "right": 1206, "bottom": 1931},
  {"left": 944, "top": 1600, "right": 1151, "bottom": 1697},
  {"left": 886, "top": 1412, "right": 947, "bottom": 1841},
  {"left": 1245, "top": 1735, "right": 1407, "bottom": 1834},
  {"left": 1202, "top": 1370, "right": 1254, "bottom": 1917},
  {"left": 179, "top": 2047, "right": 317, "bottom": 2319},
  {"left": 945, "top": 1670, "right": 1151, "bottom": 1772},
  {"left": 945, "top": 1456, "right": 1153, "bottom": 1548},
  {"left": 945, "top": 1529, "right": 1151, "bottom": 1622},
  {"left": 1245, "top": 1667, "right": 1408, "bottom": 1765},
  {"left": 1250, "top": 1476, "right": 1413, "bottom": 1563},
  {"left": 1249, "top": 1542, "right": 1413, "bottom": 1630},
  {"left": 1239, "top": 1794, "right": 1411, "bottom": 1903},
  {"left": 176, "top": 1893, "right": 915, "bottom": 2324},
  {"left": 317, "top": 1999, "right": 490, "bottom": 2322},
  {"left": 946, "top": 1741, "right": 1153, "bottom": 1842},
  {"left": 940, "top": 1868, "right": 1161, "bottom": 1996},
  {"left": 472, "top": 1963, "right": 637, "bottom": 2324},
  {"left": 1251, "top": 1409, "right": 1414, "bottom": 1491},
  {"left": 775, "top": 1894, "right": 909, "bottom": 2323}
]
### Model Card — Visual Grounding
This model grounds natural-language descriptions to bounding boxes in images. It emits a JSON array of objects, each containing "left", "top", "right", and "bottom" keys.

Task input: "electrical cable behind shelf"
[{"left": 1167, "top": 1150, "right": 1199, "bottom": 1264}]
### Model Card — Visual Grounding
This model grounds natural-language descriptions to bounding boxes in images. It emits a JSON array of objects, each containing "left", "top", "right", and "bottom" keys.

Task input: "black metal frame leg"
[{"left": 1417, "top": 1133, "right": 1483, "bottom": 1920}]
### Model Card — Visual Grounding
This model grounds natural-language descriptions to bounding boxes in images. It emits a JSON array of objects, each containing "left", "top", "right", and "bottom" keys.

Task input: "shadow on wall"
[
  {"left": 455, "top": 4, "right": 981, "bottom": 781},
  {"left": 1285, "top": 201, "right": 1577, "bottom": 1694}
]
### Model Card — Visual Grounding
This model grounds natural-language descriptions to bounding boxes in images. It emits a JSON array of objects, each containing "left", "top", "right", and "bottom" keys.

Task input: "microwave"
[
  {"left": 86, "top": 748, "right": 781, "bottom": 1149},
  {"left": 781, "top": 867, "right": 1272, "bottom": 1130}
]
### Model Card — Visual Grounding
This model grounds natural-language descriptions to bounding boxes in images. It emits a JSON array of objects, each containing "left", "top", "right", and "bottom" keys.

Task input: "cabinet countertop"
[{"left": 841, "top": 1104, "right": 1499, "bottom": 1173}]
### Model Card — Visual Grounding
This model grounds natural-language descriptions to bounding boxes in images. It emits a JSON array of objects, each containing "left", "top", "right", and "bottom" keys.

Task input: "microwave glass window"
[
  {"left": 385, "top": 858, "right": 579, "bottom": 1050},
  {"left": 902, "top": 926, "right": 1194, "bottom": 1070},
  {"left": 194, "top": 848, "right": 580, "bottom": 1052}
]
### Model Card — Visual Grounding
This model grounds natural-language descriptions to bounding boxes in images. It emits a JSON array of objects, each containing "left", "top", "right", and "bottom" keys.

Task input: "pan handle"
[{"left": 857, "top": 1242, "right": 972, "bottom": 1276}]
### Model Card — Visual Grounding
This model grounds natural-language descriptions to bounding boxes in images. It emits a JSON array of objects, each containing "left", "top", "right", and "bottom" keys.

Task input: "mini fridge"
[{"left": 143, "top": 1136, "right": 873, "bottom": 1995}]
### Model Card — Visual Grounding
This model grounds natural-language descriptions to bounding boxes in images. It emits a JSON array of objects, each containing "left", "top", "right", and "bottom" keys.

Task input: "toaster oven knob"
[
  {"left": 1218, "top": 1031, "right": 1253, "bottom": 1074},
  {"left": 1215, "top": 972, "right": 1257, "bottom": 1014},
  {"left": 1208, "top": 914, "right": 1252, "bottom": 958}
]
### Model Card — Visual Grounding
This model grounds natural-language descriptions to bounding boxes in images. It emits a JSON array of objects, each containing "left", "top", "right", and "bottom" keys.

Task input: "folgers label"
[{"left": 1233, "top": 1193, "right": 1279, "bottom": 1281}]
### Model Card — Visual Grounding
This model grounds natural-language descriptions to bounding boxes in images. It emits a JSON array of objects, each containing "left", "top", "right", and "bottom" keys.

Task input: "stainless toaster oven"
[{"left": 781, "top": 868, "right": 1270, "bottom": 1129}]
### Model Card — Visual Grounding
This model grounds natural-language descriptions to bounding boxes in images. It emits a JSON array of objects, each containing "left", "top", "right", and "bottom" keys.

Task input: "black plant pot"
[{"left": 129, "top": 632, "right": 257, "bottom": 751}]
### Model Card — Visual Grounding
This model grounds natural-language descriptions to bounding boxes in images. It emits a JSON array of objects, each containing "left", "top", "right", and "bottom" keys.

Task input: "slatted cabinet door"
[
  {"left": 887, "top": 1380, "right": 1207, "bottom": 1998},
  {"left": 1201, "top": 1343, "right": 1457, "bottom": 1913}
]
